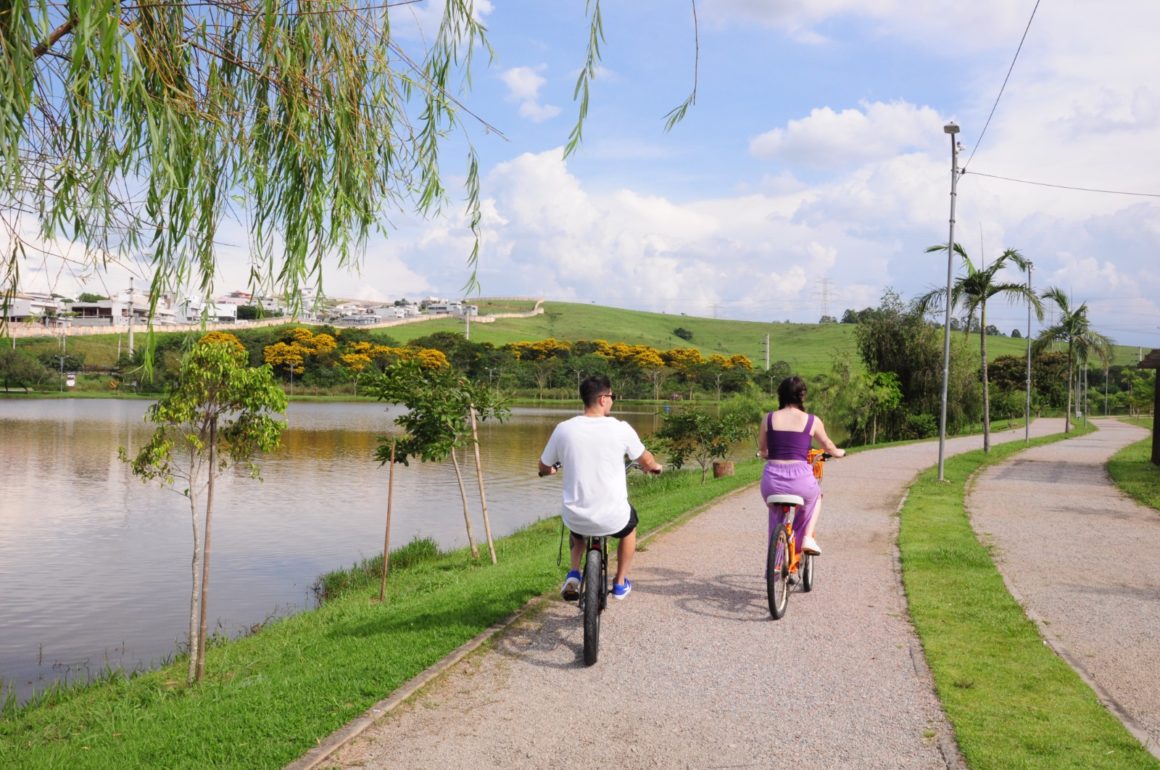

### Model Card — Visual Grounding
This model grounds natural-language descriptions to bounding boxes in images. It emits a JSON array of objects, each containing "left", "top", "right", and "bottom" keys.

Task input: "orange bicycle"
[{"left": 765, "top": 449, "right": 829, "bottom": 619}]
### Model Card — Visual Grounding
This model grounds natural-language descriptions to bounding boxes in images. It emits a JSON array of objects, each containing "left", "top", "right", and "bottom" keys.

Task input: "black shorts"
[{"left": 572, "top": 505, "right": 638, "bottom": 541}]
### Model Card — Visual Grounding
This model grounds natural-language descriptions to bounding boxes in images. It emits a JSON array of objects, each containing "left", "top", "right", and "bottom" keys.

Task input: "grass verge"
[
  {"left": 1108, "top": 418, "right": 1159, "bottom": 512},
  {"left": 0, "top": 461, "right": 761, "bottom": 769},
  {"left": 899, "top": 423, "right": 1160, "bottom": 769}
]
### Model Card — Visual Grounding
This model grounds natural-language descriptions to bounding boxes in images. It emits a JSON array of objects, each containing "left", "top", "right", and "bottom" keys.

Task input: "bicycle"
[{"left": 765, "top": 449, "right": 830, "bottom": 619}]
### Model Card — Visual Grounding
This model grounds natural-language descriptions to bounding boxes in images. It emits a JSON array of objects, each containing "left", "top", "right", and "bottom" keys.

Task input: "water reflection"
[{"left": 0, "top": 398, "right": 662, "bottom": 703}]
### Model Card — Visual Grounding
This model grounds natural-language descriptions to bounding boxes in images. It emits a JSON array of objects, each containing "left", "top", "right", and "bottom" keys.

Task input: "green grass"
[
  {"left": 1108, "top": 417, "right": 1159, "bottom": 512},
  {"left": 0, "top": 461, "right": 760, "bottom": 769},
  {"left": 899, "top": 424, "right": 1159, "bottom": 769}
]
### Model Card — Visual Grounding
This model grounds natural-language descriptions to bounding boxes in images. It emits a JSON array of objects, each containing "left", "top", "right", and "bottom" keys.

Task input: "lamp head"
[{"left": 944, "top": 122, "right": 960, "bottom": 135}]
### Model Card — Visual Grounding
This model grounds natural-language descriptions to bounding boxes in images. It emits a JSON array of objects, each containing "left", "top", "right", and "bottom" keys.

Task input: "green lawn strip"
[
  {"left": 0, "top": 461, "right": 761, "bottom": 769},
  {"left": 1107, "top": 417, "right": 1158, "bottom": 512},
  {"left": 900, "top": 426, "right": 1159, "bottom": 770}
]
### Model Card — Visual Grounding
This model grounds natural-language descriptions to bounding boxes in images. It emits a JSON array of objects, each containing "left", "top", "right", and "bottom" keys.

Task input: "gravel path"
[
  {"left": 308, "top": 419, "right": 1067, "bottom": 770},
  {"left": 967, "top": 418, "right": 1160, "bottom": 758}
]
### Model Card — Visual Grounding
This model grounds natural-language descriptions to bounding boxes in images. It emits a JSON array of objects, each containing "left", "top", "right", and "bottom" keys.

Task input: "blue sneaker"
[
  {"left": 611, "top": 578, "right": 632, "bottom": 600},
  {"left": 561, "top": 570, "right": 582, "bottom": 601}
]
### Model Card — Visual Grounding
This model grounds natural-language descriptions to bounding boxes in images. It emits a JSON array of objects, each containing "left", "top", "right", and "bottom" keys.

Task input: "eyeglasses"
[{"left": 600, "top": 392, "right": 617, "bottom": 402}]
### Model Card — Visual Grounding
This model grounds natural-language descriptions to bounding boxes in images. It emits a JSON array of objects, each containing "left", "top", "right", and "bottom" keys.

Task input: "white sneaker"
[
  {"left": 802, "top": 536, "right": 821, "bottom": 555},
  {"left": 561, "top": 571, "right": 581, "bottom": 601}
]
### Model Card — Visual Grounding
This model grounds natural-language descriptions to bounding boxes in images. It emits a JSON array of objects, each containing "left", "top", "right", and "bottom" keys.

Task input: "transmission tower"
[{"left": 812, "top": 276, "right": 834, "bottom": 321}]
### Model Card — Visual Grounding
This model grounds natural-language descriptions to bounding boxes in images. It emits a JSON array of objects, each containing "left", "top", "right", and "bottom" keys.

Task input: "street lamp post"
[
  {"left": 937, "top": 121, "right": 960, "bottom": 481},
  {"left": 1025, "top": 262, "right": 1033, "bottom": 443}
]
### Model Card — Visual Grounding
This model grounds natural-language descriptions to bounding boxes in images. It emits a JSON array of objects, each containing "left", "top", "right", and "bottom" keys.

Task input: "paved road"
[
  {"left": 314, "top": 419, "right": 1068, "bottom": 770},
  {"left": 968, "top": 418, "right": 1159, "bottom": 758}
]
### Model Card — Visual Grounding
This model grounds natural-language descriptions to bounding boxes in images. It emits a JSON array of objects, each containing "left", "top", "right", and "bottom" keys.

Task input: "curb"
[{"left": 286, "top": 596, "right": 549, "bottom": 770}]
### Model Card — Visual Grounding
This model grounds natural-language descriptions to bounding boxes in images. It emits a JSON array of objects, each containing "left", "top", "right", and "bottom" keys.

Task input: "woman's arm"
[
  {"left": 757, "top": 414, "right": 769, "bottom": 459},
  {"left": 811, "top": 416, "right": 846, "bottom": 457}
]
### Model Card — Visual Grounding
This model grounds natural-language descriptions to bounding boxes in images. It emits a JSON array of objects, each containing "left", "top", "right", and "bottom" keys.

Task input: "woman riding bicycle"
[{"left": 758, "top": 376, "right": 845, "bottom": 556}]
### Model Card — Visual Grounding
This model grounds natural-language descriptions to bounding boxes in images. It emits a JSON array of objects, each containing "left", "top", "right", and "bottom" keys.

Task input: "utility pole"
[{"left": 764, "top": 334, "right": 770, "bottom": 370}]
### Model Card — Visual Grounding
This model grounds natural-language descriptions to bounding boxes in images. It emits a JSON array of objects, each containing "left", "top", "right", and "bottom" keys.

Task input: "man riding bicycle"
[{"left": 538, "top": 376, "right": 663, "bottom": 601}]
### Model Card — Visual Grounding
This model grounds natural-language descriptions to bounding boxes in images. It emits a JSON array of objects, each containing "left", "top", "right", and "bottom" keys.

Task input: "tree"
[
  {"left": 1033, "top": 288, "right": 1112, "bottom": 432},
  {"left": 860, "top": 371, "right": 903, "bottom": 445},
  {"left": 0, "top": 347, "right": 51, "bottom": 390},
  {"left": 663, "top": 347, "right": 705, "bottom": 399},
  {"left": 1, "top": 0, "right": 496, "bottom": 323},
  {"left": 919, "top": 245, "right": 1041, "bottom": 452},
  {"left": 673, "top": 327, "right": 694, "bottom": 341},
  {"left": 631, "top": 348, "right": 669, "bottom": 400},
  {"left": 364, "top": 359, "right": 509, "bottom": 564},
  {"left": 654, "top": 409, "right": 751, "bottom": 484},
  {"left": 855, "top": 289, "right": 981, "bottom": 440},
  {"left": 123, "top": 335, "right": 286, "bottom": 684}
]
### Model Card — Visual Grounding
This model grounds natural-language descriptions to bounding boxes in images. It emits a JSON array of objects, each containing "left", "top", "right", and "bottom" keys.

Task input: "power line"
[
  {"left": 965, "top": 169, "right": 1160, "bottom": 198},
  {"left": 964, "top": 0, "right": 1042, "bottom": 169}
]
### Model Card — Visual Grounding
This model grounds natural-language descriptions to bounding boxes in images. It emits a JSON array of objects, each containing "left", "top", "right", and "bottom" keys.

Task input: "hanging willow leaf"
[{"left": 1, "top": 0, "right": 498, "bottom": 331}]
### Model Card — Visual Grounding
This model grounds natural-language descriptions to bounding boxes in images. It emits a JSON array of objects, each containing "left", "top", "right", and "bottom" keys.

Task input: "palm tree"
[
  {"left": 920, "top": 244, "right": 1043, "bottom": 452},
  {"left": 1033, "top": 288, "right": 1112, "bottom": 433}
]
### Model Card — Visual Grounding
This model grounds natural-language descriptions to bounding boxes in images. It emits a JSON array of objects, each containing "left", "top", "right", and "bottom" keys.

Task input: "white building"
[
  {"left": 176, "top": 297, "right": 238, "bottom": 324},
  {"left": 4, "top": 293, "right": 66, "bottom": 326}
]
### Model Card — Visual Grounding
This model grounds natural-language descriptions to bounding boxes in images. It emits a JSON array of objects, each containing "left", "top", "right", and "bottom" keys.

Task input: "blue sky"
[{"left": 22, "top": 0, "right": 1160, "bottom": 349}]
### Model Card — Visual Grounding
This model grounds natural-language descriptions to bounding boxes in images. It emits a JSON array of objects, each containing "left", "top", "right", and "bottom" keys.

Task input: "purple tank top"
[{"left": 766, "top": 412, "right": 814, "bottom": 462}]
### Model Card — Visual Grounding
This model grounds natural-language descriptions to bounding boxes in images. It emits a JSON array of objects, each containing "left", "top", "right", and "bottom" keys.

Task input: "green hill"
[
  {"left": 9, "top": 299, "right": 1143, "bottom": 381},
  {"left": 390, "top": 301, "right": 861, "bottom": 380}
]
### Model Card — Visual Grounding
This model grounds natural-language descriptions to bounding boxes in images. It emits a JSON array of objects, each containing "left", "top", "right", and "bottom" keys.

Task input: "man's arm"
[
  {"left": 635, "top": 449, "right": 663, "bottom": 474},
  {"left": 538, "top": 460, "right": 558, "bottom": 477}
]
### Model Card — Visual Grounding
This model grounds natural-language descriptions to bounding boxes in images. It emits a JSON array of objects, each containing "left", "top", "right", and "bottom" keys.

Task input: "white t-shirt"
[{"left": 540, "top": 415, "right": 647, "bottom": 536}]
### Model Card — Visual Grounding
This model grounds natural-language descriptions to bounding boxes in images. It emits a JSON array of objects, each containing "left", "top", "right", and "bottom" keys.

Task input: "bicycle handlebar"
[{"left": 541, "top": 460, "right": 662, "bottom": 477}]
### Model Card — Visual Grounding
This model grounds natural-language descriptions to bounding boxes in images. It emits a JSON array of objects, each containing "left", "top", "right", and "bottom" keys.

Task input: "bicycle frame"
[{"left": 771, "top": 505, "right": 802, "bottom": 574}]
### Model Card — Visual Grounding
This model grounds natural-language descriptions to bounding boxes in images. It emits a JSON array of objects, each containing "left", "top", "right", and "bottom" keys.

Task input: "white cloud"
[
  {"left": 500, "top": 65, "right": 561, "bottom": 123},
  {"left": 749, "top": 101, "right": 945, "bottom": 169},
  {"left": 700, "top": 0, "right": 1034, "bottom": 52},
  {"left": 500, "top": 66, "right": 546, "bottom": 102},
  {"left": 394, "top": 0, "right": 495, "bottom": 40}
]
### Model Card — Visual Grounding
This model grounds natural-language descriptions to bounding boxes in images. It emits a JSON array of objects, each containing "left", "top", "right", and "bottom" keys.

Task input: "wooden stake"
[
  {"left": 450, "top": 448, "right": 480, "bottom": 559},
  {"left": 469, "top": 405, "right": 497, "bottom": 564},
  {"left": 379, "top": 439, "right": 395, "bottom": 603}
]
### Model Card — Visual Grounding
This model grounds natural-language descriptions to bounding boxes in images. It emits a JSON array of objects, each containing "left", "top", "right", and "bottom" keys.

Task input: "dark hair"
[
  {"left": 777, "top": 376, "right": 807, "bottom": 409},
  {"left": 580, "top": 375, "right": 612, "bottom": 407}
]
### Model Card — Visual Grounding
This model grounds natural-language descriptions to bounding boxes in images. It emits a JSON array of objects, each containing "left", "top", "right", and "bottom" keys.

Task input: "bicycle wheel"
[
  {"left": 801, "top": 552, "right": 814, "bottom": 593},
  {"left": 766, "top": 525, "right": 790, "bottom": 619},
  {"left": 582, "top": 549, "right": 602, "bottom": 666}
]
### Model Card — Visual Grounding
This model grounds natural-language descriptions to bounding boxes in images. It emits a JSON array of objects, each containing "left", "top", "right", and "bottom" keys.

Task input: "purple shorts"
[{"left": 759, "top": 461, "right": 820, "bottom": 545}]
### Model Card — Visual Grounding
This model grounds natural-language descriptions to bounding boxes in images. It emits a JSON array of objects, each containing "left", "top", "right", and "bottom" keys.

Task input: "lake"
[{"left": 0, "top": 399, "right": 666, "bottom": 704}]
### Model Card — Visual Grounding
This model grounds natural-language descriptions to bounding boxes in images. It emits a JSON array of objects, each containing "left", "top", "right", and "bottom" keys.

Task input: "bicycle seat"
[{"left": 766, "top": 494, "right": 805, "bottom": 507}]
